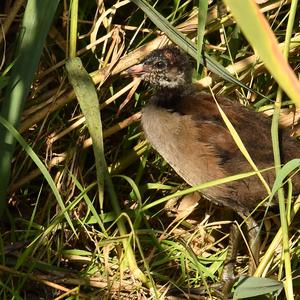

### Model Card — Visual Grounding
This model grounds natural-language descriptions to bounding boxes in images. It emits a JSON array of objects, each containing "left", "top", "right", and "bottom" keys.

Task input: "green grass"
[{"left": 1, "top": 1, "right": 300, "bottom": 299}]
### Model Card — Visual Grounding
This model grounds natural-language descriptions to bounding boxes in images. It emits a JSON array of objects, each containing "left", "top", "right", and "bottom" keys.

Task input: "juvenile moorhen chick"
[{"left": 125, "top": 45, "right": 300, "bottom": 294}]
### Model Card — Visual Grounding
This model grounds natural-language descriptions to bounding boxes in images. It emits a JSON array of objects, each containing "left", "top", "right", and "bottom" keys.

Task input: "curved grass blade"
[
  {"left": 0, "top": 116, "right": 76, "bottom": 235},
  {"left": 66, "top": 57, "right": 148, "bottom": 285},
  {"left": 0, "top": 0, "right": 60, "bottom": 215},
  {"left": 270, "top": 159, "right": 300, "bottom": 200},
  {"left": 141, "top": 169, "right": 267, "bottom": 211},
  {"left": 223, "top": 0, "right": 300, "bottom": 107},
  {"left": 130, "top": 0, "right": 265, "bottom": 97},
  {"left": 214, "top": 96, "right": 270, "bottom": 194},
  {"left": 66, "top": 58, "right": 105, "bottom": 210}
]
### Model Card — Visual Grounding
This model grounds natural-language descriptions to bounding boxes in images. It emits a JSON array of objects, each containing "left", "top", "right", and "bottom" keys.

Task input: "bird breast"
[{"left": 142, "top": 104, "right": 231, "bottom": 201}]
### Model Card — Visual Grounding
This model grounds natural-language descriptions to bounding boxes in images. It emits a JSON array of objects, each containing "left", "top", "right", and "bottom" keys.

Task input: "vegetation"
[{"left": 1, "top": 0, "right": 300, "bottom": 299}]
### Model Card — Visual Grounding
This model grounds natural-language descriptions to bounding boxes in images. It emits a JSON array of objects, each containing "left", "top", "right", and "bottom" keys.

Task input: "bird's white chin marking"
[
  {"left": 157, "top": 79, "right": 183, "bottom": 88},
  {"left": 156, "top": 79, "right": 182, "bottom": 89}
]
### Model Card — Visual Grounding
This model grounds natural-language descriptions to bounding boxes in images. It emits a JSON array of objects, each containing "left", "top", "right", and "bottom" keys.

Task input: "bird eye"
[{"left": 154, "top": 61, "right": 166, "bottom": 69}]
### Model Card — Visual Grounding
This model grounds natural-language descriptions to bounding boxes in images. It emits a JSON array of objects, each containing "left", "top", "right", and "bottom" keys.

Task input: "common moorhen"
[{"left": 125, "top": 45, "right": 300, "bottom": 296}]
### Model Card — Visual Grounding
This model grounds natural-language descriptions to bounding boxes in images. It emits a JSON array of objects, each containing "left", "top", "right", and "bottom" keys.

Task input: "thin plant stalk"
[
  {"left": 69, "top": 0, "right": 78, "bottom": 58},
  {"left": 271, "top": 0, "right": 298, "bottom": 298}
]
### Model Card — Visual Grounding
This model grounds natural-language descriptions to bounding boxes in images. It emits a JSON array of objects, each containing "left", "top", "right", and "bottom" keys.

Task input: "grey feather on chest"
[
  {"left": 141, "top": 105, "right": 224, "bottom": 190},
  {"left": 142, "top": 105, "right": 183, "bottom": 151}
]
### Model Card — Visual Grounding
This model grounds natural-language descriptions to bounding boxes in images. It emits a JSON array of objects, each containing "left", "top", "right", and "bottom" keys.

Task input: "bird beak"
[{"left": 123, "top": 63, "right": 148, "bottom": 76}]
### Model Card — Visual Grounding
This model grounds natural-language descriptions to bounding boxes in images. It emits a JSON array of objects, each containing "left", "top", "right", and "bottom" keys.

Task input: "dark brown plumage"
[{"left": 125, "top": 45, "right": 300, "bottom": 297}]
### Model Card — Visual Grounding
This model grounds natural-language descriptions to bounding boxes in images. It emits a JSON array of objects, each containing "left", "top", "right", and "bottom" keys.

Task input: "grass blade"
[
  {"left": 196, "top": 0, "right": 208, "bottom": 72},
  {"left": 66, "top": 57, "right": 149, "bottom": 286},
  {"left": 223, "top": 0, "right": 300, "bottom": 107},
  {"left": 131, "top": 0, "right": 262, "bottom": 96},
  {"left": 0, "top": 116, "right": 76, "bottom": 235},
  {"left": 0, "top": 0, "right": 60, "bottom": 215}
]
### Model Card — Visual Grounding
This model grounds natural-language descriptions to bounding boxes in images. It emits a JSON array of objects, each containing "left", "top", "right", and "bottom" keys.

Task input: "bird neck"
[{"left": 150, "top": 85, "right": 192, "bottom": 109}]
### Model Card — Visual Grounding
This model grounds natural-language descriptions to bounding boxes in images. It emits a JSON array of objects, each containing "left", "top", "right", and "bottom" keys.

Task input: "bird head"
[{"left": 125, "top": 46, "right": 193, "bottom": 88}]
